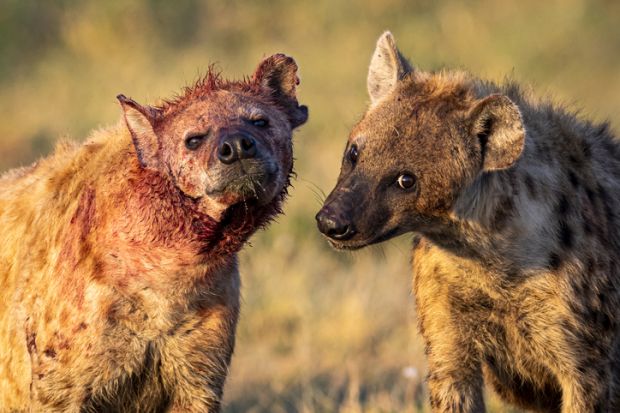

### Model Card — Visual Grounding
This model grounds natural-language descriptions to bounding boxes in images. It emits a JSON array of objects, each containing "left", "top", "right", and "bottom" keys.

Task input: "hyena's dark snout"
[
  {"left": 316, "top": 198, "right": 357, "bottom": 241},
  {"left": 217, "top": 131, "right": 258, "bottom": 165}
]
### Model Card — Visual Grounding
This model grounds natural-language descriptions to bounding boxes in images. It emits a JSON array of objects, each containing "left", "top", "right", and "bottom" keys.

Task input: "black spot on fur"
[
  {"left": 504, "top": 266, "right": 521, "bottom": 281},
  {"left": 602, "top": 139, "right": 619, "bottom": 158},
  {"left": 427, "top": 371, "right": 438, "bottom": 382},
  {"left": 598, "top": 185, "right": 615, "bottom": 223},
  {"left": 428, "top": 393, "right": 439, "bottom": 409},
  {"left": 569, "top": 154, "right": 583, "bottom": 168},
  {"left": 548, "top": 253, "right": 562, "bottom": 270},
  {"left": 487, "top": 320, "right": 508, "bottom": 339},
  {"left": 558, "top": 220, "right": 574, "bottom": 249},
  {"left": 508, "top": 172, "right": 520, "bottom": 197},
  {"left": 424, "top": 343, "right": 432, "bottom": 356},
  {"left": 477, "top": 116, "right": 492, "bottom": 166},
  {"left": 568, "top": 170, "right": 580, "bottom": 188},
  {"left": 570, "top": 278, "right": 584, "bottom": 297},
  {"left": 597, "top": 291, "right": 607, "bottom": 308},
  {"left": 581, "top": 139, "right": 592, "bottom": 158},
  {"left": 516, "top": 314, "right": 532, "bottom": 340},
  {"left": 493, "top": 197, "right": 515, "bottom": 230},
  {"left": 556, "top": 195, "right": 570, "bottom": 216},
  {"left": 27, "top": 335, "right": 36, "bottom": 355},
  {"left": 523, "top": 174, "right": 538, "bottom": 199},
  {"left": 598, "top": 312, "right": 613, "bottom": 331},
  {"left": 596, "top": 123, "right": 610, "bottom": 137},
  {"left": 536, "top": 142, "right": 553, "bottom": 162},
  {"left": 582, "top": 218, "right": 594, "bottom": 236},
  {"left": 412, "top": 234, "right": 422, "bottom": 249},
  {"left": 594, "top": 399, "right": 605, "bottom": 413},
  {"left": 560, "top": 318, "right": 585, "bottom": 346}
]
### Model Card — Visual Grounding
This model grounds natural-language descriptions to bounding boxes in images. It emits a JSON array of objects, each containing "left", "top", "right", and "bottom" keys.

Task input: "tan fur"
[
  {"left": 0, "top": 54, "right": 307, "bottom": 412},
  {"left": 319, "top": 32, "right": 620, "bottom": 412}
]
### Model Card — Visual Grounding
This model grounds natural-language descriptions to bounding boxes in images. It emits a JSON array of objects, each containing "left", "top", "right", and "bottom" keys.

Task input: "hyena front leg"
[
  {"left": 552, "top": 346, "right": 612, "bottom": 413},
  {"left": 163, "top": 304, "right": 239, "bottom": 413},
  {"left": 423, "top": 327, "right": 485, "bottom": 413},
  {"left": 163, "top": 272, "right": 241, "bottom": 413},
  {"left": 414, "top": 247, "right": 485, "bottom": 412},
  {"left": 528, "top": 294, "right": 613, "bottom": 413},
  {"left": 558, "top": 368, "right": 610, "bottom": 413}
]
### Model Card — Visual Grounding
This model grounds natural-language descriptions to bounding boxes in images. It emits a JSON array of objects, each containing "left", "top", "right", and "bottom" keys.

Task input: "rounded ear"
[
  {"left": 252, "top": 54, "right": 308, "bottom": 129},
  {"left": 367, "top": 31, "right": 413, "bottom": 106},
  {"left": 117, "top": 94, "right": 161, "bottom": 169},
  {"left": 469, "top": 94, "right": 525, "bottom": 172}
]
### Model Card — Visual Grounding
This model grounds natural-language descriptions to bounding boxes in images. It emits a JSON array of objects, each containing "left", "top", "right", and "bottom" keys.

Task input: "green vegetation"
[{"left": 1, "top": 1, "right": 618, "bottom": 411}]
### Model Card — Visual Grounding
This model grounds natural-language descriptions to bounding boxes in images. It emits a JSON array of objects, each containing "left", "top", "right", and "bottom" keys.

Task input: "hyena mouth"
[
  {"left": 328, "top": 226, "right": 402, "bottom": 251},
  {"left": 209, "top": 160, "right": 280, "bottom": 202},
  {"left": 227, "top": 164, "right": 280, "bottom": 204},
  {"left": 229, "top": 174, "right": 269, "bottom": 198}
]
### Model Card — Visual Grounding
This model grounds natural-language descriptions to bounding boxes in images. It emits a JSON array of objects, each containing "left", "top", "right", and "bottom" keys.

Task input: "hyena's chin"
[
  {"left": 327, "top": 239, "right": 367, "bottom": 251},
  {"left": 229, "top": 171, "right": 283, "bottom": 206},
  {"left": 208, "top": 160, "right": 282, "bottom": 205},
  {"left": 326, "top": 227, "right": 403, "bottom": 251}
]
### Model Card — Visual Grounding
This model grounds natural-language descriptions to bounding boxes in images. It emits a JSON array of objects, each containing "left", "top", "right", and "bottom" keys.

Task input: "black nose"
[
  {"left": 315, "top": 209, "right": 356, "bottom": 241},
  {"left": 218, "top": 133, "right": 257, "bottom": 164}
]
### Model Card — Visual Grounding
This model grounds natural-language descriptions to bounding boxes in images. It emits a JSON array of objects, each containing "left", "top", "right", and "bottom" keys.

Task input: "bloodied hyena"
[
  {"left": 317, "top": 31, "right": 620, "bottom": 413},
  {"left": 0, "top": 54, "right": 307, "bottom": 412}
]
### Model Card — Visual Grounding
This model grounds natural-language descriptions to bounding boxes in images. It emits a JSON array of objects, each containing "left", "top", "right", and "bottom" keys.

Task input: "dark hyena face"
[
  {"left": 118, "top": 54, "right": 308, "bottom": 220},
  {"left": 316, "top": 32, "right": 525, "bottom": 249}
]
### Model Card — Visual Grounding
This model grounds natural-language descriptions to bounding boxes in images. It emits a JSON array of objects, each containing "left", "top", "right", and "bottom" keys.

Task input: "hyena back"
[{"left": 317, "top": 32, "right": 620, "bottom": 413}]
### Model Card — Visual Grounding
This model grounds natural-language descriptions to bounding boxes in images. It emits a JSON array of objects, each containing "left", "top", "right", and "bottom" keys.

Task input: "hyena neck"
[
  {"left": 433, "top": 169, "right": 526, "bottom": 265},
  {"left": 438, "top": 125, "right": 589, "bottom": 273},
  {"left": 106, "top": 140, "right": 285, "bottom": 264},
  {"left": 49, "top": 127, "right": 285, "bottom": 292},
  {"left": 199, "top": 192, "right": 286, "bottom": 257},
  {"left": 429, "top": 151, "right": 558, "bottom": 271}
]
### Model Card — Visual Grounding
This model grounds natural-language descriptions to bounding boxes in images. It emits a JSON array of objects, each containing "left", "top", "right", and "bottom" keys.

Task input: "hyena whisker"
[{"left": 299, "top": 178, "right": 327, "bottom": 205}]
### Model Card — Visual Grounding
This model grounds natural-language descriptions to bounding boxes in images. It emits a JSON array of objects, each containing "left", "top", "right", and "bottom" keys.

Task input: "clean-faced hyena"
[
  {"left": 317, "top": 32, "right": 620, "bottom": 413},
  {"left": 0, "top": 54, "right": 307, "bottom": 412}
]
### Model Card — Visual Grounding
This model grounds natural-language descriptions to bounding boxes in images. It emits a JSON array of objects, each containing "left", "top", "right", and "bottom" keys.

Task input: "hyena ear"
[
  {"left": 253, "top": 54, "right": 308, "bottom": 129},
  {"left": 117, "top": 94, "right": 161, "bottom": 169},
  {"left": 367, "top": 31, "right": 413, "bottom": 106},
  {"left": 469, "top": 94, "right": 525, "bottom": 172}
]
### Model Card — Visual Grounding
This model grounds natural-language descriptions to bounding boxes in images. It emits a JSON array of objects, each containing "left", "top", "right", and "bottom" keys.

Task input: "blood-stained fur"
[
  {"left": 0, "top": 54, "right": 307, "bottom": 412},
  {"left": 317, "top": 32, "right": 620, "bottom": 412}
]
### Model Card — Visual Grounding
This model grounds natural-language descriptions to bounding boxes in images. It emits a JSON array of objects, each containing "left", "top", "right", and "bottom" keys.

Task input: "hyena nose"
[
  {"left": 218, "top": 133, "right": 257, "bottom": 164},
  {"left": 315, "top": 208, "right": 356, "bottom": 241}
]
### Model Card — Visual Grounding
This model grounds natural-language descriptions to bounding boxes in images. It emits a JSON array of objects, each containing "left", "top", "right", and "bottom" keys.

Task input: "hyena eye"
[
  {"left": 397, "top": 174, "right": 416, "bottom": 190},
  {"left": 251, "top": 118, "right": 269, "bottom": 128},
  {"left": 185, "top": 133, "right": 208, "bottom": 151},
  {"left": 348, "top": 144, "right": 359, "bottom": 164}
]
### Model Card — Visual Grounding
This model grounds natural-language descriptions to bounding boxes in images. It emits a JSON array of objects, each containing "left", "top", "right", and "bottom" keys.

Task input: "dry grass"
[{"left": 1, "top": 0, "right": 619, "bottom": 411}]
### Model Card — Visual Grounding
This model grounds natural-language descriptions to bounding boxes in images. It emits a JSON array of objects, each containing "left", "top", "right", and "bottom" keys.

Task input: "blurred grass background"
[{"left": 1, "top": 0, "right": 619, "bottom": 411}]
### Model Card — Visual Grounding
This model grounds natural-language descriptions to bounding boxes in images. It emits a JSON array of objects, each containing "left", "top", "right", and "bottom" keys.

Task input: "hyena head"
[
  {"left": 316, "top": 32, "right": 525, "bottom": 249},
  {"left": 118, "top": 54, "right": 308, "bottom": 221}
]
